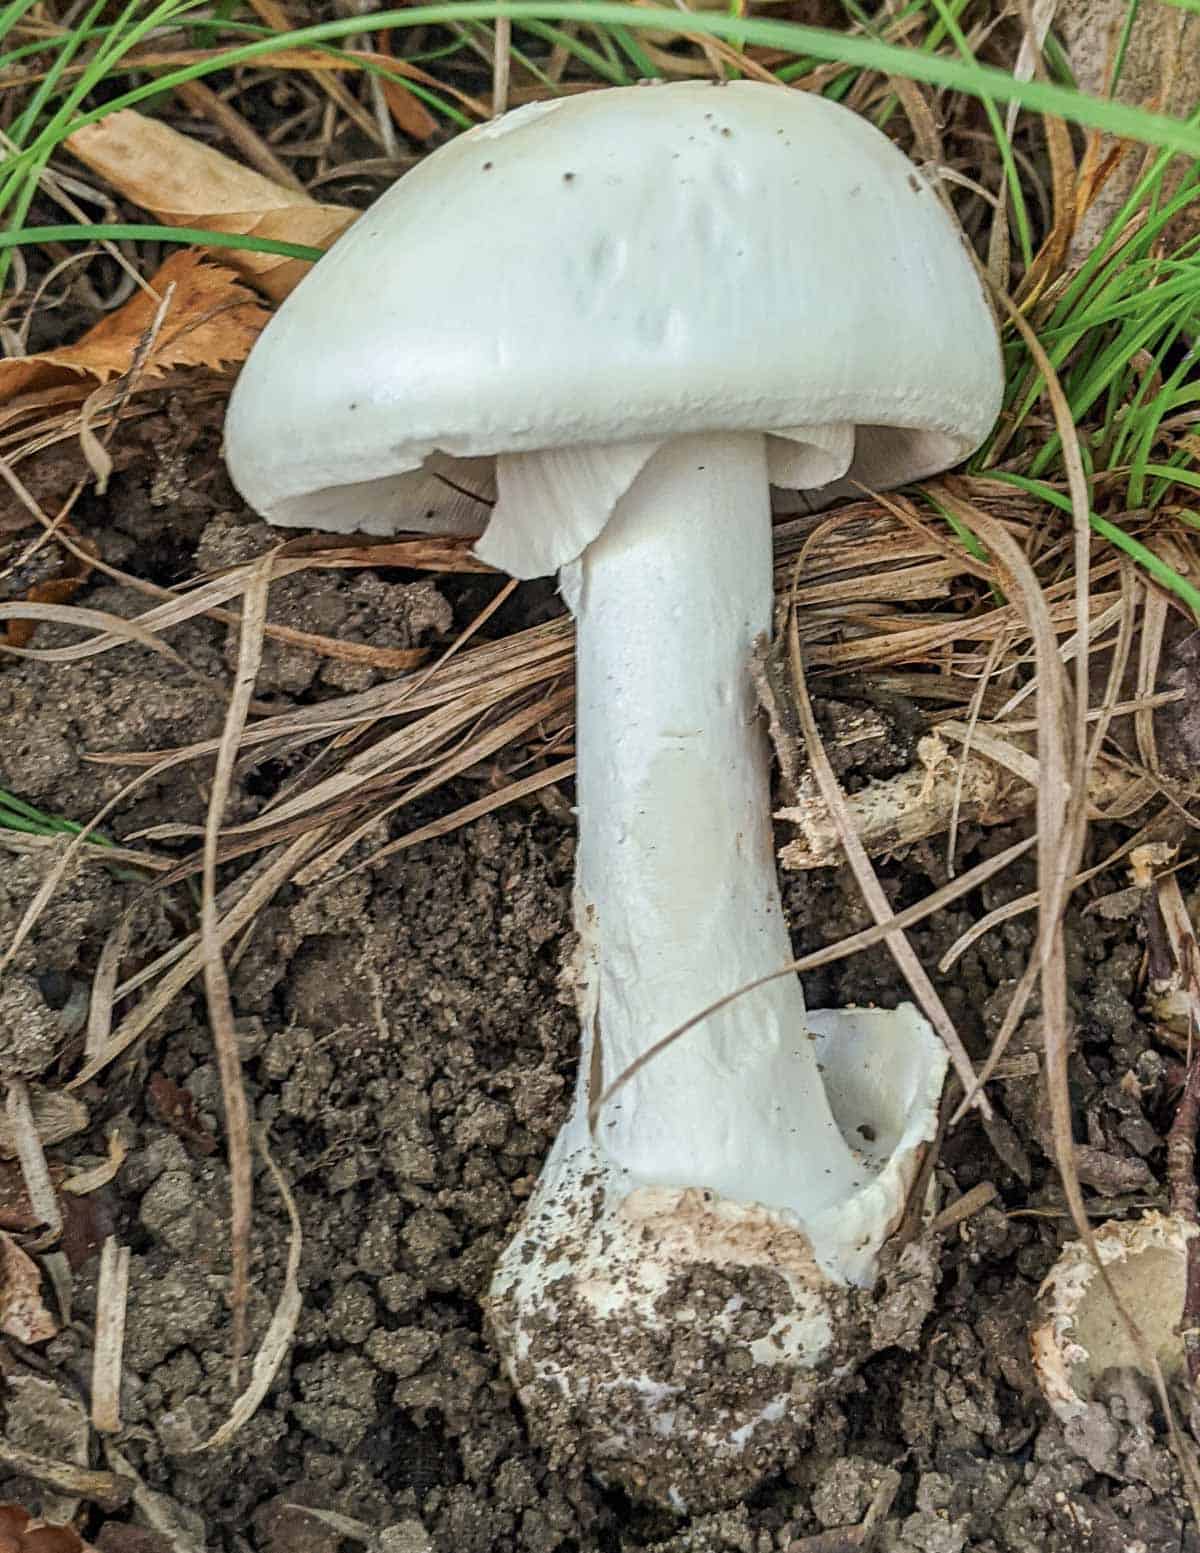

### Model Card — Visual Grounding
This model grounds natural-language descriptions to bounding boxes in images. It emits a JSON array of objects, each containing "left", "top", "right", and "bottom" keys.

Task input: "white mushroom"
[{"left": 224, "top": 80, "right": 1003, "bottom": 1506}]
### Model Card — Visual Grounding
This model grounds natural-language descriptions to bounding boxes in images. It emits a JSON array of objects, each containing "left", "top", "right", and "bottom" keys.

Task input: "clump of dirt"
[{"left": 2, "top": 470, "right": 1199, "bottom": 1550}]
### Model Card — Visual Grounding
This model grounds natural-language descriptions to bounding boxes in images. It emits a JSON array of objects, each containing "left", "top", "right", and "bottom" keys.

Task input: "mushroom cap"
[
  {"left": 224, "top": 80, "right": 1002, "bottom": 538},
  {"left": 1031, "top": 1212, "right": 1196, "bottom": 1422}
]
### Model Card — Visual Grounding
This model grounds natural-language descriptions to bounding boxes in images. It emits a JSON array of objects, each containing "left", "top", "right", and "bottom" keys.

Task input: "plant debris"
[
  {"left": 65, "top": 113, "right": 357, "bottom": 302},
  {"left": 0, "top": 1231, "right": 56, "bottom": 1344}
]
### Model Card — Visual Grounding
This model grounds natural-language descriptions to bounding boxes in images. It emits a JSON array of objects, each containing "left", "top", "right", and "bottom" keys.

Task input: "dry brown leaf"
[
  {"left": 0, "top": 1089, "right": 89, "bottom": 1160},
  {"left": 0, "top": 250, "right": 268, "bottom": 403},
  {"left": 0, "top": 1231, "right": 57, "bottom": 1344},
  {"left": 0, "top": 1504, "right": 97, "bottom": 1552},
  {"left": 147, "top": 1074, "right": 217, "bottom": 1157},
  {"left": 67, "top": 111, "right": 356, "bottom": 301},
  {"left": 0, "top": 1163, "right": 43, "bottom": 1234},
  {"left": 4, "top": 531, "right": 98, "bottom": 650}
]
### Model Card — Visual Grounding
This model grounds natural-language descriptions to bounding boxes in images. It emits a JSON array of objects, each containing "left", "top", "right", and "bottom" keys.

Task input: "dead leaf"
[
  {"left": 372, "top": 32, "right": 440, "bottom": 141},
  {"left": 0, "top": 1148, "right": 108, "bottom": 1272},
  {"left": 0, "top": 1231, "right": 56, "bottom": 1344},
  {"left": 0, "top": 251, "right": 269, "bottom": 405},
  {"left": 59, "top": 1190, "right": 117, "bottom": 1274},
  {"left": 147, "top": 1074, "right": 217, "bottom": 1157},
  {"left": 4, "top": 531, "right": 98, "bottom": 651},
  {"left": 0, "top": 1504, "right": 96, "bottom": 1552},
  {"left": 0, "top": 1090, "right": 89, "bottom": 1160},
  {"left": 67, "top": 111, "right": 356, "bottom": 300},
  {"left": 0, "top": 1163, "right": 43, "bottom": 1234}
]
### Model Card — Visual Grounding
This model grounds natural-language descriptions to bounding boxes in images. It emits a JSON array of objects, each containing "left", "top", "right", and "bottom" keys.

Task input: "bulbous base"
[{"left": 487, "top": 1004, "right": 946, "bottom": 1510}]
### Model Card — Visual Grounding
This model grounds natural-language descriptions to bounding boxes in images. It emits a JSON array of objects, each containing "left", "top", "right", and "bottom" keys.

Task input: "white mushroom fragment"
[
  {"left": 223, "top": 80, "right": 1004, "bottom": 1506},
  {"left": 1031, "top": 1212, "right": 1196, "bottom": 1422}
]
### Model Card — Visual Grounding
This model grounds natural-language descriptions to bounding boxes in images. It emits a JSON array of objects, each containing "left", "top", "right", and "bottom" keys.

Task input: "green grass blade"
[
  {"left": 0, "top": 223, "right": 325, "bottom": 260},
  {"left": 990, "top": 471, "right": 1200, "bottom": 618},
  {"left": 7, "top": 3, "right": 1200, "bottom": 168}
]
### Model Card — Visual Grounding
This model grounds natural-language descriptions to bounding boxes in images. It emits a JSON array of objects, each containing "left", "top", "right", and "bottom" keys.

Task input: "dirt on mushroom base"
[{"left": 1, "top": 469, "right": 1198, "bottom": 1551}]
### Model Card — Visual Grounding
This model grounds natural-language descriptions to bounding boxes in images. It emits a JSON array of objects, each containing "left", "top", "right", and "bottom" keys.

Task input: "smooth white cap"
[{"left": 224, "top": 80, "right": 1002, "bottom": 545}]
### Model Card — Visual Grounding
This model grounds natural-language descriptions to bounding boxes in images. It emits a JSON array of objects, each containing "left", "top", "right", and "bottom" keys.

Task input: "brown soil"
[{"left": 1, "top": 408, "right": 1198, "bottom": 1553}]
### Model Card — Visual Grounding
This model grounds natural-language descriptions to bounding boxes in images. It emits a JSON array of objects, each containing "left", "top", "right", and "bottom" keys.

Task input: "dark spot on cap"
[
  {"left": 563, "top": 171, "right": 576, "bottom": 182},
  {"left": 857, "top": 1122, "right": 877, "bottom": 1142},
  {"left": 348, "top": 401, "right": 358, "bottom": 411},
  {"left": 908, "top": 172, "right": 922, "bottom": 192},
  {"left": 482, "top": 160, "right": 494, "bottom": 171},
  {"left": 720, "top": 127, "right": 732, "bottom": 137}
]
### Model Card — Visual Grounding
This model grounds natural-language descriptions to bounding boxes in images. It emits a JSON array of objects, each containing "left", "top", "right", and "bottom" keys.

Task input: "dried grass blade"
[
  {"left": 305, "top": 686, "right": 573, "bottom": 881},
  {"left": 6, "top": 1079, "right": 62, "bottom": 1244},
  {"left": 91, "top": 1236, "right": 131, "bottom": 1434},
  {"left": 200, "top": 556, "right": 271, "bottom": 1380},
  {"left": 783, "top": 605, "right": 985, "bottom": 1109},
  {"left": 194, "top": 1128, "right": 301, "bottom": 1451},
  {"left": 245, "top": 0, "right": 387, "bottom": 152},
  {"left": 69, "top": 864, "right": 322, "bottom": 1111},
  {"left": 301, "top": 756, "right": 578, "bottom": 887},
  {"left": 62, "top": 1131, "right": 126, "bottom": 1194},
  {"left": 0, "top": 831, "right": 170, "bottom": 871},
  {"left": 108, "top": 843, "right": 315, "bottom": 1009},
  {"left": 0, "top": 601, "right": 205, "bottom": 673},
  {"left": 1018, "top": 110, "right": 1077, "bottom": 302},
  {"left": 85, "top": 913, "right": 133, "bottom": 1066},
  {"left": 0, "top": 1441, "right": 129, "bottom": 1512},
  {"left": 103, "top": 1441, "right": 205, "bottom": 1553},
  {"left": 1135, "top": 578, "right": 1169, "bottom": 773},
  {"left": 785, "top": 835, "right": 1036, "bottom": 976},
  {"left": 977, "top": 293, "right": 1200, "bottom": 1505}
]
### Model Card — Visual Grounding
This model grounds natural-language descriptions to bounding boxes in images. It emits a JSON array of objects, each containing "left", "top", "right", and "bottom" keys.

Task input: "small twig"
[
  {"left": 786, "top": 1467, "right": 902, "bottom": 1553},
  {"left": 492, "top": 15, "right": 512, "bottom": 115},
  {"left": 929, "top": 1180, "right": 1000, "bottom": 1236},
  {"left": 174, "top": 77, "right": 306, "bottom": 191},
  {"left": 6, "top": 1078, "right": 62, "bottom": 1245},
  {"left": 0, "top": 1441, "right": 130, "bottom": 1511},
  {"left": 92, "top": 1236, "right": 132, "bottom": 1433}
]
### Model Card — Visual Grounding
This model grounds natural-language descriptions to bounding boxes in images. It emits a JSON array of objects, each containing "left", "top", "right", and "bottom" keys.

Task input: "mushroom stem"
[{"left": 570, "top": 431, "right": 861, "bottom": 1217}]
